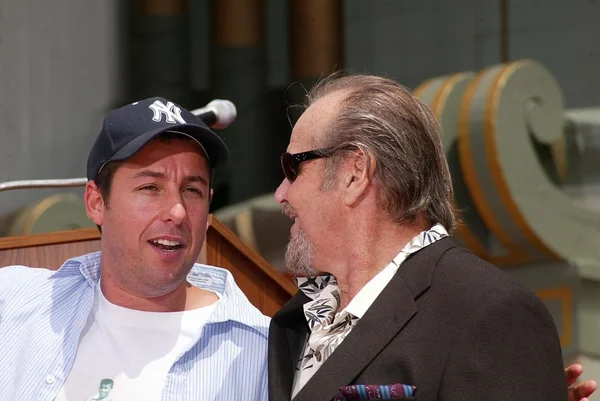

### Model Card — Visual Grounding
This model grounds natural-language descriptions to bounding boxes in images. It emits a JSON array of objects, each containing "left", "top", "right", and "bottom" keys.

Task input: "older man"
[
  {"left": 268, "top": 73, "right": 595, "bottom": 401},
  {"left": 0, "top": 97, "right": 269, "bottom": 400}
]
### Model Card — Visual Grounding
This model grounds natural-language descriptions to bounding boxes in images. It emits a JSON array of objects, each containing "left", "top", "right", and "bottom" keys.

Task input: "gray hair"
[{"left": 305, "top": 72, "right": 457, "bottom": 233}]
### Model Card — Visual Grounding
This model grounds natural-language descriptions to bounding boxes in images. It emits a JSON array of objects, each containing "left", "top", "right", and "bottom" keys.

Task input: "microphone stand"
[{"left": 0, "top": 178, "right": 87, "bottom": 192}]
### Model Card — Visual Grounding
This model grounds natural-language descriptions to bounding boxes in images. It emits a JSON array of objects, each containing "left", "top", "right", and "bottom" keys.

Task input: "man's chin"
[
  {"left": 285, "top": 228, "right": 318, "bottom": 276},
  {"left": 285, "top": 258, "right": 319, "bottom": 277}
]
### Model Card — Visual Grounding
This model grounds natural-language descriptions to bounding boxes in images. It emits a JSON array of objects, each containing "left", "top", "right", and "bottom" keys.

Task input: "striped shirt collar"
[{"left": 52, "top": 251, "right": 269, "bottom": 336}]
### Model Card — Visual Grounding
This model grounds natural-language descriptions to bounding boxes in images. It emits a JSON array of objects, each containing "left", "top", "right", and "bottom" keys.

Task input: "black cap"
[{"left": 87, "top": 97, "right": 229, "bottom": 181}]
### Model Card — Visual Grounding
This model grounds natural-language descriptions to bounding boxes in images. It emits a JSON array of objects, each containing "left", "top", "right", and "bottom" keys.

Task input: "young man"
[
  {"left": 0, "top": 97, "right": 269, "bottom": 400},
  {"left": 268, "top": 73, "right": 596, "bottom": 401}
]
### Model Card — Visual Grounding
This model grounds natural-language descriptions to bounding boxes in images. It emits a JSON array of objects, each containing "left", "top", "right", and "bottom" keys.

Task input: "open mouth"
[{"left": 149, "top": 239, "right": 183, "bottom": 252}]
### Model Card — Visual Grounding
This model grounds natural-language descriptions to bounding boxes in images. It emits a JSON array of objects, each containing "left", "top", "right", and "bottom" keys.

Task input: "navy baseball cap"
[{"left": 87, "top": 96, "right": 229, "bottom": 181}]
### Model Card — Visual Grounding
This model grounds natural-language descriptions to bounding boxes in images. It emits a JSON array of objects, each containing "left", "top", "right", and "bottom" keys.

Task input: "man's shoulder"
[
  {"left": 0, "top": 266, "right": 57, "bottom": 320},
  {"left": 0, "top": 264, "right": 55, "bottom": 286},
  {"left": 0, "top": 251, "right": 99, "bottom": 298},
  {"left": 432, "top": 245, "right": 545, "bottom": 306},
  {"left": 436, "top": 246, "right": 515, "bottom": 280}
]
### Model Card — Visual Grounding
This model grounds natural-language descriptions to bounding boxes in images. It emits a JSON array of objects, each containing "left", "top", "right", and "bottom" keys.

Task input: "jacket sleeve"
[{"left": 438, "top": 285, "right": 567, "bottom": 401}]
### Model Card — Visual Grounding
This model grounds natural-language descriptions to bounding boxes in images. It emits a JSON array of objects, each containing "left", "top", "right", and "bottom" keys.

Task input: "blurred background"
[{"left": 1, "top": 0, "right": 600, "bottom": 394}]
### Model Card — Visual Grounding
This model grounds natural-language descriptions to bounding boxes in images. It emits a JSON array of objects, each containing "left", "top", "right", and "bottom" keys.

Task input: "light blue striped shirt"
[{"left": 0, "top": 251, "right": 270, "bottom": 401}]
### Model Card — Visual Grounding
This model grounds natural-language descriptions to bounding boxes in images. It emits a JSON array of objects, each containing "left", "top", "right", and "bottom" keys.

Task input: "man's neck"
[
  {"left": 100, "top": 275, "right": 218, "bottom": 312},
  {"left": 326, "top": 219, "right": 428, "bottom": 311}
]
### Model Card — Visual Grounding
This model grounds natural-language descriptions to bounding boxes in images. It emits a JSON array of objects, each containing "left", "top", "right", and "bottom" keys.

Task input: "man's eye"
[
  {"left": 140, "top": 185, "right": 158, "bottom": 191},
  {"left": 184, "top": 187, "right": 202, "bottom": 196}
]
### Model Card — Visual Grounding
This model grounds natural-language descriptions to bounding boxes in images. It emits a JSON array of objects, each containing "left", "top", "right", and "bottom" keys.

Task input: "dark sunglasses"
[{"left": 280, "top": 148, "right": 333, "bottom": 182}]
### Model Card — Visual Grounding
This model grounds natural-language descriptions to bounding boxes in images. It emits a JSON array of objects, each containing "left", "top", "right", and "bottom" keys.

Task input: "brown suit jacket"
[{"left": 268, "top": 238, "right": 567, "bottom": 401}]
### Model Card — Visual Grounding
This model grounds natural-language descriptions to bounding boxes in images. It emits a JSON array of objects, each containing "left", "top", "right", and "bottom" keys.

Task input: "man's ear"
[
  {"left": 342, "top": 149, "right": 376, "bottom": 207},
  {"left": 85, "top": 181, "right": 105, "bottom": 226},
  {"left": 206, "top": 189, "right": 214, "bottom": 232}
]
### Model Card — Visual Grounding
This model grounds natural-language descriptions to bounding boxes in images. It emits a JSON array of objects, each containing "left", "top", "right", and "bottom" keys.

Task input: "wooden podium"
[{"left": 0, "top": 215, "right": 297, "bottom": 317}]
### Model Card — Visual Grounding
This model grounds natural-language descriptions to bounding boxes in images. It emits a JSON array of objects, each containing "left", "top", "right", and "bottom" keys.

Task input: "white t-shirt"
[{"left": 55, "top": 283, "right": 219, "bottom": 401}]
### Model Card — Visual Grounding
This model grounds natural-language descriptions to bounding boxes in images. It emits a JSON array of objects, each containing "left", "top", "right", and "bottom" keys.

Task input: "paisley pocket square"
[{"left": 334, "top": 383, "right": 416, "bottom": 400}]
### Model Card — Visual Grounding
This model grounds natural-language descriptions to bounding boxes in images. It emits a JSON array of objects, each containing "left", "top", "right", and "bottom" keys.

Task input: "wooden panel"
[
  {"left": 0, "top": 228, "right": 101, "bottom": 269},
  {"left": 206, "top": 216, "right": 297, "bottom": 317},
  {"left": 0, "top": 215, "right": 296, "bottom": 316}
]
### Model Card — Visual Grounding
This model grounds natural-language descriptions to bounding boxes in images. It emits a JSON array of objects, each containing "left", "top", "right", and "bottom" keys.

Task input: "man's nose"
[
  {"left": 274, "top": 178, "right": 290, "bottom": 204},
  {"left": 162, "top": 194, "right": 187, "bottom": 224}
]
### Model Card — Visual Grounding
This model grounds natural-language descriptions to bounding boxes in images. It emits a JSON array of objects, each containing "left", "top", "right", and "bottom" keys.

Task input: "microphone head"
[{"left": 207, "top": 99, "right": 237, "bottom": 129}]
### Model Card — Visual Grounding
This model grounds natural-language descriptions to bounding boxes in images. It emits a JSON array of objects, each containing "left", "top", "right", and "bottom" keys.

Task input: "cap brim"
[{"left": 108, "top": 123, "right": 229, "bottom": 169}]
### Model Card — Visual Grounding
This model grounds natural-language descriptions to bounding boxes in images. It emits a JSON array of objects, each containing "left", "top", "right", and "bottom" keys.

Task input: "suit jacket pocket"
[{"left": 333, "top": 383, "right": 416, "bottom": 400}]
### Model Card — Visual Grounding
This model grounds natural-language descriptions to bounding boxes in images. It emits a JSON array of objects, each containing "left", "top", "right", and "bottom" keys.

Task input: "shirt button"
[
  {"left": 45, "top": 375, "right": 57, "bottom": 384},
  {"left": 314, "top": 351, "right": 322, "bottom": 362}
]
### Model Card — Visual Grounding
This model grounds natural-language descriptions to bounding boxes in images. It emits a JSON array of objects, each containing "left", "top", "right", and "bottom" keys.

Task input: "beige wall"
[{"left": 0, "top": 0, "right": 124, "bottom": 216}]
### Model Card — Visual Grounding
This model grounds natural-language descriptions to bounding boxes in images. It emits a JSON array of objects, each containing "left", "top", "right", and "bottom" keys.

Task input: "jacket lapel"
[
  {"left": 293, "top": 238, "right": 456, "bottom": 401},
  {"left": 269, "top": 290, "right": 311, "bottom": 401}
]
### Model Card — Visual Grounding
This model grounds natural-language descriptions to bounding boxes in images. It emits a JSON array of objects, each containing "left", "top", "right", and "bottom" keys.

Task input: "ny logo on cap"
[{"left": 149, "top": 100, "right": 186, "bottom": 124}]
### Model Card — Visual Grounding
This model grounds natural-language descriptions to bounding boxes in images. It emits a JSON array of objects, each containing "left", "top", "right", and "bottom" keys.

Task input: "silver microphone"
[{"left": 191, "top": 99, "right": 237, "bottom": 130}]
